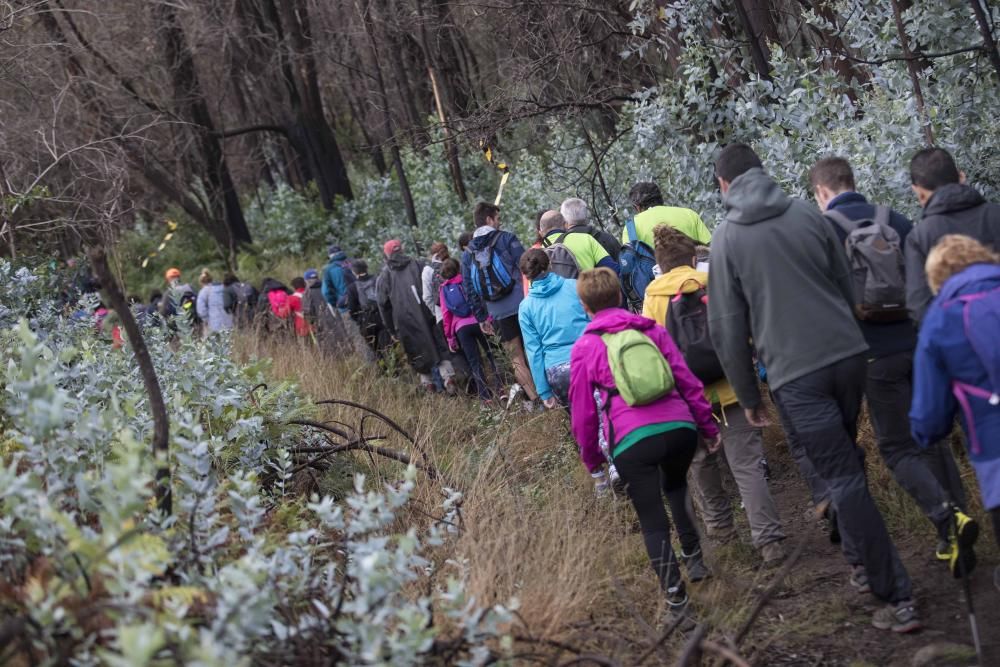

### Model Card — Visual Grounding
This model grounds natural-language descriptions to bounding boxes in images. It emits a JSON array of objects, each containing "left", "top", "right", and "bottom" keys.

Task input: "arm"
[
  {"left": 707, "top": 236, "right": 760, "bottom": 409},
  {"left": 690, "top": 212, "right": 713, "bottom": 245},
  {"left": 421, "top": 266, "right": 436, "bottom": 313},
  {"left": 909, "top": 313, "right": 957, "bottom": 447},
  {"left": 441, "top": 288, "right": 457, "bottom": 349},
  {"left": 568, "top": 340, "right": 605, "bottom": 473},
  {"left": 507, "top": 233, "right": 526, "bottom": 268},
  {"left": 596, "top": 256, "right": 620, "bottom": 273},
  {"left": 332, "top": 268, "right": 348, "bottom": 309},
  {"left": 518, "top": 304, "right": 551, "bottom": 400},
  {"left": 822, "top": 213, "right": 856, "bottom": 309},
  {"left": 346, "top": 283, "right": 360, "bottom": 320},
  {"left": 648, "top": 325, "right": 719, "bottom": 440},
  {"left": 321, "top": 267, "right": 334, "bottom": 305},
  {"left": 905, "top": 232, "right": 933, "bottom": 324}
]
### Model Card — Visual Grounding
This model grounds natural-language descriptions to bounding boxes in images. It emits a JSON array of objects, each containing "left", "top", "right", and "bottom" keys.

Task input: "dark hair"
[
  {"left": 809, "top": 157, "right": 856, "bottom": 192},
  {"left": 223, "top": 273, "right": 239, "bottom": 286},
  {"left": 910, "top": 147, "right": 960, "bottom": 190},
  {"left": 150, "top": 290, "right": 163, "bottom": 302},
  {"left": 474, "top": 202, "right": 500, "bottom": 227},
  {"left": 458, "top": 231, "right": 473, "bottom": 250},
  {"left": 351, "top": 259, "right": 369, "bottom": 275},
  {"left": 715, "top": 143, "right": 763, "bottom": 183},
  {"left": 291, "top": 277, "right": 306, "bottom": 290},
  {"left": 440, "top": 257, "right": 461, "bottom": 279},
  {"left": 653, "top": 225, "right": 698, "bottom": 272},
  {"left": 430, "top": 241, "right": 450, "bottom": 259},
  {"left": 628, "top": 182, "right": 663, "bottom": 210},
  {"left": 518, "top": 248, "right": 549, "bottom": 280}
]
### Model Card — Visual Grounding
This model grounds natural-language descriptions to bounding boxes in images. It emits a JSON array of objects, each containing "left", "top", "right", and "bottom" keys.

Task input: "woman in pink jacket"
[
  {"left": 569, "top": 268, "right": 720, "bottom": 628},
  {"left": 440, "top": 258, "right": 498, "bottom": 401}
]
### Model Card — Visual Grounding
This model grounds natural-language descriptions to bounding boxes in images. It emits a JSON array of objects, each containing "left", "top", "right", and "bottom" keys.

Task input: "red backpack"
[{"left": 268, "top": 290, "right": 291, "bottom": 318}]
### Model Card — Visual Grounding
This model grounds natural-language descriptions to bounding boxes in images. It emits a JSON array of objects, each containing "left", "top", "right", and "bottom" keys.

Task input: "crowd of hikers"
[{"left": 87, "top": 145, "right": 999, "bottom": 636}]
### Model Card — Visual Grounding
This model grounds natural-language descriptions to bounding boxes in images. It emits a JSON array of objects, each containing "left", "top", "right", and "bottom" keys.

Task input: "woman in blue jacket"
[
  {"left": 517, "top": 249, "right": 590, "bottom": 409},
  {"left": 911, "top": 234, "right": 1000, "bottom": 552}
]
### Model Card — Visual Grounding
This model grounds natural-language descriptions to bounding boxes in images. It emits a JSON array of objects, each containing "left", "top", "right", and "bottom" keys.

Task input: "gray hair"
[
  {"left": 560, "top": 198, "right": 589, "bottom": 225},
  {"left": 539, "top": 210, "right": 565, "bottom": 235}
]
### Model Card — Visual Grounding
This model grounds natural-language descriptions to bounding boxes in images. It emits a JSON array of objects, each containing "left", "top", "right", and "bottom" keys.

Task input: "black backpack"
[{"left": 663, "top": 280, "right": 726, "bottom": 384}]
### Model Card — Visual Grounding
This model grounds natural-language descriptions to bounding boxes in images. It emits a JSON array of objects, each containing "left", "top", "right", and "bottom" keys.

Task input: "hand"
[
  {"left": 744, "top": 404, "right": 771, "bottom": 428},
  {"left": 704, "top": 433, "right": 723, "bottom": 453},
  {"left": 543, "top": 397, "right": 560, "bottom": 410},
  {"left": 480, "top": 321, "right": 495, "bottom": 336}
]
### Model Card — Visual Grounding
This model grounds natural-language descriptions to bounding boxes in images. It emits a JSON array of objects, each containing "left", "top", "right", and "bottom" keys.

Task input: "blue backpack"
[
  {"left": 618, "top": 218, "right": 657, "bottom": 312},
  {"left": 948, "top": 285, "right": 1000, "bottom": 455},
  {"left": 470, "top": 233, "right": 515, "bottom": 301},
  {"left": 442, "top": 282, "right": 473, "bottom": 318}
]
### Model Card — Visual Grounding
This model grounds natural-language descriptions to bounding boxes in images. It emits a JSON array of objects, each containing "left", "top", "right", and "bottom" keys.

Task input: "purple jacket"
[{"left": 569, "top": 308, "right": 719, "bottom": 473}]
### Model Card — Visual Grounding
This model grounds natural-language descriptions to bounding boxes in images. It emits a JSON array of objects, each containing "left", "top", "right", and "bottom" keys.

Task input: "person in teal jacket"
[
  {"left": 322, "top": 245, "right": 350, "bottom": 311},
  {"left": 517, "top": 249, "right": 590, "bottom": 408}
]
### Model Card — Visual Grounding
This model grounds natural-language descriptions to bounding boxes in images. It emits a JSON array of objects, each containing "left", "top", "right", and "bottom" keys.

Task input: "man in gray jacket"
[{"left": 707, "top": 144, "right": 919, "bottom": 633}]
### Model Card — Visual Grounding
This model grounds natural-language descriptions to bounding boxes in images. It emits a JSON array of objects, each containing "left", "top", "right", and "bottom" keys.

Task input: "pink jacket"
[
  {"left": 439, "top": 275, "right": 478, "bottom": 349},
  {"left": 569, "top": 307, "right": 719, "bottom": 473}
]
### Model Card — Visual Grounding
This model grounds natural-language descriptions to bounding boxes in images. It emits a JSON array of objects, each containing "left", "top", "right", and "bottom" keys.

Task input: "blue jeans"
[{"left": 456, "top": 323, "right": 497, "bottom": 399}]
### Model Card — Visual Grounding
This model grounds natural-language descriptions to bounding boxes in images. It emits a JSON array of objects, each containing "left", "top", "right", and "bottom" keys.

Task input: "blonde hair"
[
  {"left": 926, "top": 234, "right": 1000, "bottom": 294},
  {"left": 199, "top": 268, "right": 213, "bottom": 286},
  {"left": 576, "top": 267, "right": 621, "bottom": 312}
]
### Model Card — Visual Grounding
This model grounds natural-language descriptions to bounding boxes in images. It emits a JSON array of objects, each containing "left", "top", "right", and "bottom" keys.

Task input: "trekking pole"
[{"left": 961, "top": 556, "right": 983, "bottom": 665}]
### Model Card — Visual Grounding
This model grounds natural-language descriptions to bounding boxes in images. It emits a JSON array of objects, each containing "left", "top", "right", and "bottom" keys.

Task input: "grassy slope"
[{"left": 241, "top": 333, "right": 999, "bottom": 665}]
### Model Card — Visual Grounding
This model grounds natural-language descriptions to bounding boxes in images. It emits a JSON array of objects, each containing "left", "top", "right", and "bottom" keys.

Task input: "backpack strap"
[
  {"left": 671, "top": 278, "right": 706, "bottom": 302},
  {"left": 625, "top": 218, "right": 639, "bottom": 244},
  {"left": 873, "top": 205, "right": 891, "bottom": 227},
  {"left": 823, "top": 209, "right": 857, "bottom": 235},
  {"left": 556, "top": 231, "right": 570, "bottom": 245}
]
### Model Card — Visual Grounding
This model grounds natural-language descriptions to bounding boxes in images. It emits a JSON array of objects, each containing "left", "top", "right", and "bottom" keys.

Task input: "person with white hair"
[{"left": 560, "top": 197, "right": 622, "bottom": 261}]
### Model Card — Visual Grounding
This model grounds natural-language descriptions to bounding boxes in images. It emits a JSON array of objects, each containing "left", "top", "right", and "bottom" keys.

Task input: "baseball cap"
[
  {"left": 165, "top": 268, "right": 181, "bottom": 281},
  {"left": 304, "top": 268, "right": 319, "bottom": 281},
  {"left": 383, "top": 239, "right": 402, "bottom": 256}
]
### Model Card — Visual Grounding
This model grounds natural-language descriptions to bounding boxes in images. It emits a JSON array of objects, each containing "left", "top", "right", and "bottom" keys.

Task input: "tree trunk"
[
  {"left": 889, "top": 0, "right": 934, "bottom": 145},
  {"left": 969, "top": 0, "right": 1000, "bottom": 82},
  {"left": 732, "top": 0, "right": 774, "bottom": 80}
]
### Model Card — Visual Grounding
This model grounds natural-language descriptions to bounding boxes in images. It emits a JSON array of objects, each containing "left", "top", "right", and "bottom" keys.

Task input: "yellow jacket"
[{"left": 642, "top": 265, "right": 738, "bottom": 408}]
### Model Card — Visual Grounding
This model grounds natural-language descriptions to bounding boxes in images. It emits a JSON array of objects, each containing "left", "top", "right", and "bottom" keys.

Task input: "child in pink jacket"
[
  {"left": 439, "top": 258, "right": 497, "bottom": 401},
  {"left": 569, "top": 268, "right": 720, "bottom": 628}
]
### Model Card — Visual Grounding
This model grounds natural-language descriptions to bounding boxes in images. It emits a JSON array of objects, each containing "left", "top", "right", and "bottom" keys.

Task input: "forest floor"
[{"left": 248, "top": 335, "right": 999, "bottom": 666}]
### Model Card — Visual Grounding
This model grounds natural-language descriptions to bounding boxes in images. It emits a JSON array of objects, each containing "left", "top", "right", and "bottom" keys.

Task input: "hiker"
[
  {"left": 258, "top": 277, "right": 293, "bottom": 334},
  {"left": 569, "top": 268, "right": 720, "bottom": 629},
  {"left": 462, "top": 202, "right": 539, "bottom": 409},
  {"left": 158, "top": 267, "right": 196, "bottom": 324},
  {"left": 377, "top": 239, "right": 457, "bottom": 392},
  {"left": 539, "top": 209, "right": 618, "bottom": 275},
  {"left": 440, "top": 257, "right": 498, "bottom": 401},
  {"left": 644, "top": 225, "right": 786, "bottom": 566},
  {"left": 810, "top": 157, "right": 974, "bottom": 571},
  {"left": 322, "top": 245, "right": 351, "bottom": 312},
  {"left": 421, "top": 242, "right": 450, "bottom": 322},
  {"left": 624, "top": 181, "right": 712, "bottom": 247},
  {"left": 145, "top": 290, "right": 163, "bottom": 326},
  {"left": 196, "top": 269, "right": 234, "bottom": 334},
  {"left": 223, "top": 273, "right": 259, "bottom": 328},
  {"left": 346, "top": 259, "right": 391, "bottom": 362},
  {"left": 303, "top": 268, "right": 349, "bottom": 356},
  {"left": 905, "top": 147, "right": 1000, "bottom": 323},
  {"left": 707, "top": 143, "right": 919, "bottom": 633},
  {"left": 517, "top": 249, "right": 589, "bottom": 408},
  {"left": 559, "top": 197, "right": 622, "bottom": 263},
  {"left": 911, "top": 235, "right": 1000, "bottom": 552},
  {"left": 288, "top": 277, "right": 312, "bottom": 338}
]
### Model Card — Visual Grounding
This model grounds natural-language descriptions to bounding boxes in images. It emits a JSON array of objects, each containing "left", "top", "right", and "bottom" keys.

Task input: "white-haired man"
[
  {"left": 560, "top": 197, "right": 622, "bottom": 261},
  {"left": 548, "top": 199, "right": 619, "bottom": 272}
]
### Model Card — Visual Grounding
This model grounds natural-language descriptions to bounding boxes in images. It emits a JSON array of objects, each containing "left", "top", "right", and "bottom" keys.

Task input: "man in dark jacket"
[
  {"left": 905, "top": 147, "right": 1000, "bottom": 323},
  {"left": 346, "top": 259, "right": 391, "bottom": 362},
  {"left": 303, "top": 268, "right": 350, "bottom": 356},
  {"left": 810, "top": 157, "right": 973, "bottom": 570},
  {"left": 377, "top": 240, "right": 455, "bottom": 391},
  {"left": 708, "top": 144, "right": 919, "bottom": 633},
  {"left": 462, "top": 203, "right": 538, "bottom": 407}
]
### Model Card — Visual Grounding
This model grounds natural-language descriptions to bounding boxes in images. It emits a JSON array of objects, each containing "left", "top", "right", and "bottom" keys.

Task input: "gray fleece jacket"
[{"left": 707, "top": 168, "right": 867, "bottom": 407}]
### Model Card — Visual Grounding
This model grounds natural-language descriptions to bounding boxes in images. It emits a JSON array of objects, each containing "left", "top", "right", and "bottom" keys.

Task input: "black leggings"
[{"left": 613, "top": 427, "right": 700, "bottom": 595}]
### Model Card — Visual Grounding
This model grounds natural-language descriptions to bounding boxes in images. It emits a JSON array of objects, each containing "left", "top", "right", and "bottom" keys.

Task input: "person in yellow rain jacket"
[{"left": 643, "top": 224, "right": 786, "bottom": 566}]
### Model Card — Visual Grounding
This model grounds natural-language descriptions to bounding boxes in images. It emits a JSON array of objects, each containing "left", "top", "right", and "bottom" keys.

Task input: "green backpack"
[{"left": 598, "top": 329, "right": 675, "bottom": 405}]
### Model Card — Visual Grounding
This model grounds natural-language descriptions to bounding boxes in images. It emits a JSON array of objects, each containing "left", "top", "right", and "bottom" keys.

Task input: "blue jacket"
[
  {"left": 825, "top": 191, "right": 916, "bottom": 359},
  {"left": 463, "top": 226, "right": 526, "bottom": 321},
  {"left": 518, "top": 272, "right": 590, "bottom": 400},
  {"left": 911, "top": 263, "right": 1000, "bottom": 467},
  {"left": 322, "top": 251, "right": 349, "bottom": 309}
]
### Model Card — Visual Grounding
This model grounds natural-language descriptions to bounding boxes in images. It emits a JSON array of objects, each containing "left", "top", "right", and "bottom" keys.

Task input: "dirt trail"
[{"left": 709, "top": 433, "right": 1000, "bottom": 666}]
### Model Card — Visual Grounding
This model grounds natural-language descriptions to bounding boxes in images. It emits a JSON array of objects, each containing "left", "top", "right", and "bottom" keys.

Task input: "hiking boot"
[
  {"left": 944, "top": 509, "right": 979, "bottom": 579},
  {"left": 443, "top": 377, "right": 457, "bottom": 396},
  {"left": 681, "top": 547, "right": 711, "bottom": 582},
  {"left": 662, "top": 587, "right": 697, "bottom": 632},
  {"left": 505, "top": 383, "right": 523, "bottom": 409},
  {"left": 760, "top": 541, "right": 786, "bottom": 568},
  {"left": 608, "top": 464, "right": 627, "bottom": 496},
  {"left": 934, "top": 539, "right": 952, "bottom": 561},
  {"left": 848, "top": 565, "right": 871, "bottom": 594},
  {"left": 872, "top": 599, "right": 922, "bottom": 633}
]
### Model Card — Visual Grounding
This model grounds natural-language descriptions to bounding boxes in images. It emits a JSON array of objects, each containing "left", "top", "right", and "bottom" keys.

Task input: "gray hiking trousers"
[
  {"left": 774, "top": 354, "right": 912, "bottom": 604},
  {"left": 689, "top": 403, "right": 785, "bottom": 549}
]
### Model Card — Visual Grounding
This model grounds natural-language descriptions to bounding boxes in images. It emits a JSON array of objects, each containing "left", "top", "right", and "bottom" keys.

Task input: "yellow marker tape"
[
  {"left": 494, "top": 171, "right": 509, "bottom": 206},
  {"left": 141, "top": 219, "right": 180, "bottom": 269},
  {"left": 481, "top": 142, "right": 510, "bottom": 206}
]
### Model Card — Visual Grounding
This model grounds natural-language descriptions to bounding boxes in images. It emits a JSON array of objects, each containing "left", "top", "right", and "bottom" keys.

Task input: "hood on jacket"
[
  {"left": 924, "top": 183, "right": 986, "bottom": 217},
  {"left": 328, "top": 250, "right": 347, "bottom": 262},
  {"left": 442, "top": 274, "right": 464, "bottom": 286},
  {"left": 645, "top": 265, "right": 706, "bottom": 298},
  {"left": 938, "top": 263, "right": 1000, "bottom": 302},
  {"left": 469, "top": 226, "right": 498, "bottom": 249},
  {"left": 260, "top": 278, "right": 289, "bottom": 294},
  {"left": 584, "top": 306, "right": 653, "bottom": 335},
  {"left": 723, "top": 167, "right": 793, "bottom": 225},
  {"left": 527, "top": 271, "right": 567, "bottom": 298},
  {"left": 387, "top": 252, "right": 415, "bottom": 271}
]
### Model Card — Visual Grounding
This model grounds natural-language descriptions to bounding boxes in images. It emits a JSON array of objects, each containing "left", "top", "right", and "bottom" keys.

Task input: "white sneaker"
[{"left": 506, "top": 383, "right": 523, "bottom": 409}]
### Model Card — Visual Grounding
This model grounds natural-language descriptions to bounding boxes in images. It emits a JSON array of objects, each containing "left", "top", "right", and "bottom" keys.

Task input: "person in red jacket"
[{"left": 289, "top": 277, "right": 312, "bottom": 338}]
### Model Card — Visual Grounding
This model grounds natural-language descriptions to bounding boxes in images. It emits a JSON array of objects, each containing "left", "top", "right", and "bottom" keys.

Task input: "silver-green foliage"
[{"left": 0, "top": 261, "right": 510, "bottom": 665}]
